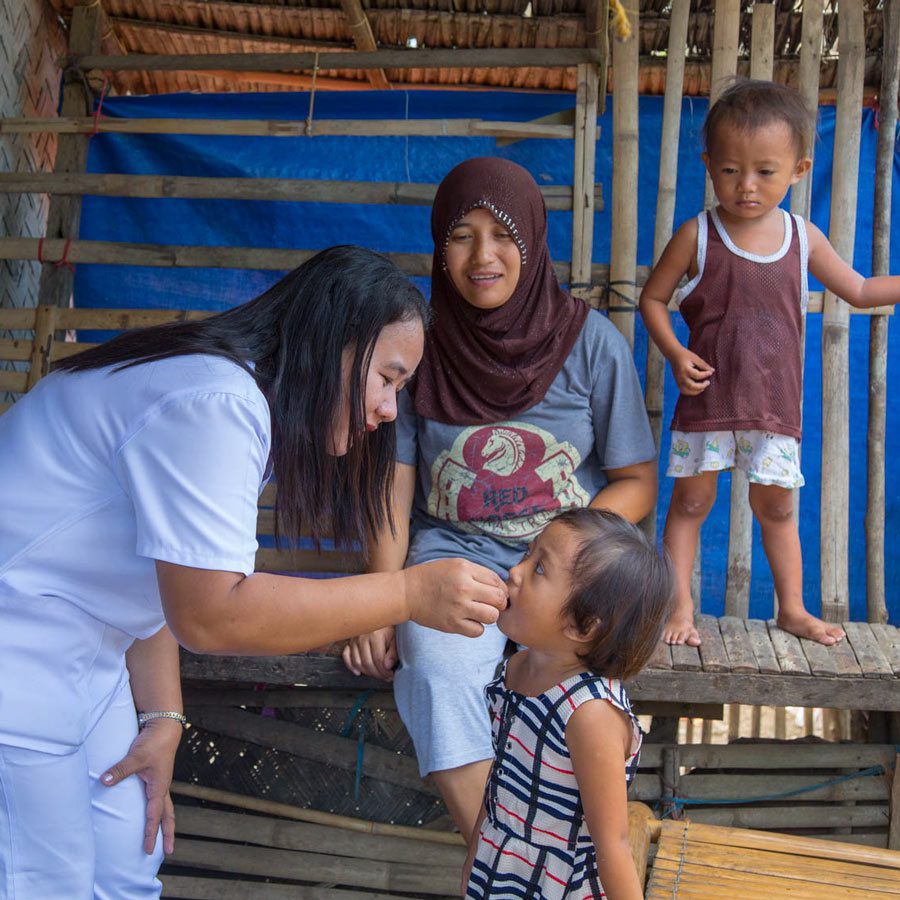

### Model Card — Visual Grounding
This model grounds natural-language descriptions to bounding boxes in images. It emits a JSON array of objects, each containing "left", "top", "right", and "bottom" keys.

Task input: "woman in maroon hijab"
[{"left": 343, "top": 158, "right": 657, "bottom": 839}]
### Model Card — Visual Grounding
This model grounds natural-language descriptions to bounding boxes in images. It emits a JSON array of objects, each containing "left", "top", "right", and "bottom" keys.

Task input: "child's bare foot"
[
  {"left": 776, "top": 609, "right": 845, "bottom": 646},
  {"left": 663, "top": 613, "right": 701, "bottom": 646}
]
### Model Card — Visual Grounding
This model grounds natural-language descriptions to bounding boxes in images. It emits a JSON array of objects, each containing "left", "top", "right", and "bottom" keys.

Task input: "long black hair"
[{"left": 55, "top": 246, "right": 430, "bottom": 551}]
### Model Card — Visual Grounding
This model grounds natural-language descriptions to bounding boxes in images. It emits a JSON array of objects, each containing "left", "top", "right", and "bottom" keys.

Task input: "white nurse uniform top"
[{"left": 0, "top": 353, "right": 271, "bottom": 752}]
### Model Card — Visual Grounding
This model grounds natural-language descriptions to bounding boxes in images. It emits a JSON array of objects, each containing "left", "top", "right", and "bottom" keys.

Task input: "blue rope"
[
  {"left": 339, "top": 690, "right": 374, "bottom": 802},
  {"left": 354, "top": 721, "right": 366, "bottom": 801},
  {"left": 339, "top": 689, "right": 374, "bottom": 737},
  {"left": 660, "top": 760, "right": 893, "bottom": 819}
]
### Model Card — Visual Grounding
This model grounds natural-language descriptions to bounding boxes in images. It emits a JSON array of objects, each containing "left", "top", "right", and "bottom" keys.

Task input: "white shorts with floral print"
[{"left": 666, "top": 429, "right": 804, "bottom": 489}]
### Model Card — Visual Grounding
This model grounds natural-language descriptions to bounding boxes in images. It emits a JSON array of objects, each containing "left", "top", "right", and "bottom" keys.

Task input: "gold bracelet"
[{"left": 137, "top": 710, "right": 187, "bottom": 728}]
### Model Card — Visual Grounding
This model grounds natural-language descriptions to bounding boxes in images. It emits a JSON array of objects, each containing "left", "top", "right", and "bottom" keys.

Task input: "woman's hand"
[
  {"left": 342, "top": 626, "right": 398, "bottom": 681},
  {"left": 403, "top": 559, "right": 508, "bottom": 637},
  {"left": 670, "top": 348, "right": 714, "bottom": 395},
  {"left": 101, "top": 718, "right": 182, "bottom": 855}
]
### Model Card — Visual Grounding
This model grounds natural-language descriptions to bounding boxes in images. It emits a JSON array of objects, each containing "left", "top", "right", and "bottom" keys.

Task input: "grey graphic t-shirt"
[{"left": 396, "top": 310, "right": 656, "bottom": 577}]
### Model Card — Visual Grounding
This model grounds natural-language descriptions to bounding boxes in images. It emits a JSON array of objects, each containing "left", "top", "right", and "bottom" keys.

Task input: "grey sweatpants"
[{"left": 394, "top": 621, "right": 509, "bottom": 777}]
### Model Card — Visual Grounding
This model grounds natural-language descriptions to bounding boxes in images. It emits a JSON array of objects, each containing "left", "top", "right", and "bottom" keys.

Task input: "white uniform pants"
[{"left": 0, "top": 679, "right": 163, "bottom": 899}]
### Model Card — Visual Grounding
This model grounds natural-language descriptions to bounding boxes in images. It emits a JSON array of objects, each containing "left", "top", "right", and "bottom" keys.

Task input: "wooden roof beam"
[
  {"left": 67, "top": 47, "right": 603, "bottom": 73},
  {"left": 338, "top": 0, "right": 391, "bottom": 89}
]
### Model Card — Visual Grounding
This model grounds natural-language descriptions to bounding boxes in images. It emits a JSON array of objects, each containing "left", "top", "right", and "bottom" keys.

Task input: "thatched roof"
[{"left": 51, "top": 0, "right": 886, "bottom": 96}]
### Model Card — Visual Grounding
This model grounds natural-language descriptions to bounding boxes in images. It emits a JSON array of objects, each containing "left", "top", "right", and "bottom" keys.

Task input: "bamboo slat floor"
[{"left": 181, "top": 615, "right": 900, "bottom": 712}]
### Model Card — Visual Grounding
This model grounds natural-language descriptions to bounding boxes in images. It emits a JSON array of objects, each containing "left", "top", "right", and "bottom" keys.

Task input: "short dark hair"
[
  {"left": 703, "top": 78, "right": 816, "bottom": 157},
  {"left": 555, "top": 508, "right": 673, "bottom": 681},
  {"left": 55, "top": 246, "right": 431, "bottom": 552}
]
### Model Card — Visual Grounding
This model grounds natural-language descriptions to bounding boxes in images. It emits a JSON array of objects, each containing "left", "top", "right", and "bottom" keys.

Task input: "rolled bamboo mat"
[{"left": 646, "top": 818, "right": 900, "bottom": 899}]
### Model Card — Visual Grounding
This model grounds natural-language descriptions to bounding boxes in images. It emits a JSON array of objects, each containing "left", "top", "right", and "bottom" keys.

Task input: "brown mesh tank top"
[{"left": 671, "top": 208, "right": 808, "bottom": 440}]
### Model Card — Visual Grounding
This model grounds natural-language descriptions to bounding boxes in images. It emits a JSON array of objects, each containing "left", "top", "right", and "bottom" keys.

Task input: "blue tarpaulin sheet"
[{"left": 77, "top": 90, "right": 899, "bottom": 624}]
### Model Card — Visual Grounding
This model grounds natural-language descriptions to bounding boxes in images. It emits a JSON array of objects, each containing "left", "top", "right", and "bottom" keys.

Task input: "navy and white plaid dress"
[{"left": 465, "top": 659, "right": 642, "bottom": 899}]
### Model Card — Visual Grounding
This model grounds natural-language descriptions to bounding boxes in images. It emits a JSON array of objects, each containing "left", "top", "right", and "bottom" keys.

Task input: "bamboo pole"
[
  {"left": 644, "top": 0, "right": 690, "bottom": 543},
  {"left": 790, "top": 0, "right": 824, "bottom": 217},
  {"left": 866, "top": 0, "right": 899, "bottom": 626},
  {"left": 704, "top": 0, "right": 741, "bottom": 208},
  {"left": 890, "top": 752, "right": 900, "bottom": 850},
  {"left": 0, "top": 237, "right": 617, "bottom": 284},
  {"left": 25, "top": 305, "right": 59, "bottom": 391},
  {"left": 782, "top": 0, "right": 825, "bottom": 733},
  {"left": 750, "top": 705, "right": 762, "bottom": 737},
  {"left": 750, "top": 3, "right": 776, "bottom": 82},
  {"left": 0, "top": 116, "right": 575, "bottom": 140},
  {"left": 608, "top": 0, "right": 639, "bottom": 345},
  {"left": 170, "top": 782, "right": 464, "bottom": 846},
  {"left": 167, "top": 837, "right": 457, "bottom": 894},
  {"left": 723, "top": 490, "right": 752, "bottom": 617},
  {"left": 804, "top": 707, "right": 816, "bottom": 736},
  {"left": 774, "top": 705, "right": 787, "bottom": 740},
  {"left": 38, "top": 0, "right": 105, "bottom": 310},
  {"left": 0, "top": 239, "right": 864, "bottom": 317},
  {"left": 727, "top": 704, "right": 740, "bottom": 741},
  {"left": 67, "top": 47, "right": 602, "bottom": 72},
  {"left": 585, "top": 0, "right": 610, "bottom": 116},
  {"left": 722, "top": 0, "right": 775, "bottom": 621},
  {"left": 821, "top": 0, "right": 865, "bottom": 624},
  {"left": 337, "top": 0, "right": 390, "bottom": 89},
  {"left": 174, "top": 805, "right": 464, "bottom": 868},
  {"left": 783, "top": 0, "right": 824, "bottom": 629},
  {"left": 571, "top": 62, "right": 600, "bottom": 304},
  {"left": 0, "top": 172, "right": 591, "bottom": 210},
  {"left": 720, "top": 0, "right": 751, "bottom": 619},
  {"left": 703, "top": 0, "right": 741, "bottom": 620}
]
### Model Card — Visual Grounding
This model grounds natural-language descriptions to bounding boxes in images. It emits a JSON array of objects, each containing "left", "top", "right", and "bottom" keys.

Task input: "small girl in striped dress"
[{"left": 463, "top": 509, "right": 673, "bottom": 900}]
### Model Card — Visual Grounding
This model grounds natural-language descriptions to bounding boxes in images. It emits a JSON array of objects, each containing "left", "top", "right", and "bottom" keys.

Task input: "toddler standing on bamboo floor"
[
  {"left": 463, "top": 509, "right": 672, "bottom": 900},
  {"left": 640, "top": 78, "right": 900, "bottom": 648}
]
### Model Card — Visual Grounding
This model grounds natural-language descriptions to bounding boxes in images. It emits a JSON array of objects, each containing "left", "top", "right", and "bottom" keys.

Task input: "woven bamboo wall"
[{"left": 0, "top": 0, "right": 64, "bottom": 312}]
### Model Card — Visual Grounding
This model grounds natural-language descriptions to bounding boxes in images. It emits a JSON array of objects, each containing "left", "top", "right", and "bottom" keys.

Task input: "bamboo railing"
[{"left": 644, "top": 0, "right": 690, "bottom": 546}]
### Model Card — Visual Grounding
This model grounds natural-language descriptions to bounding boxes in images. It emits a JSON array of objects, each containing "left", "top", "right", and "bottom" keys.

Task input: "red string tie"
[
  {"left": 90, "top": 75, "right": 110, "bottom": 138},
  {"left": 57, "top": 238, "right": 74, "bottom": 272}
]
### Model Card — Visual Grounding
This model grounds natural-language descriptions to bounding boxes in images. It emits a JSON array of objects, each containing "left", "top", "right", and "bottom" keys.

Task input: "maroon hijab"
[{"left": 413, "top": 157, "right": 589, "bottom": 426}]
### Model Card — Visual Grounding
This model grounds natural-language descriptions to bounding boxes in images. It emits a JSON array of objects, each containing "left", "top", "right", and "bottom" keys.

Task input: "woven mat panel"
[
  {"left": 278, "top": 703, "right": 416, "bottom": 754},
  {"left": 175, "top": 706, "right": 445, "bottom": 827},
  {"left": 0, "top": 0, "right": 64, "bottom": 314}
]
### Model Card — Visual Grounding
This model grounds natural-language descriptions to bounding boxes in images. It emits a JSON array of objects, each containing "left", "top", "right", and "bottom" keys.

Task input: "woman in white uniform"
[{"left": 0, "top": 245, "right": 507, "bottom": 899}]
